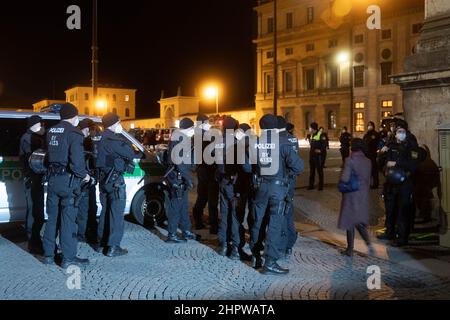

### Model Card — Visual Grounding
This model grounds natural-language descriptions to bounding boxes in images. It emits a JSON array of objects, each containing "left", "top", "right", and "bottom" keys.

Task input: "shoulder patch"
[{"left": 411, "top": 151, "right": 419, "bottom": 159}]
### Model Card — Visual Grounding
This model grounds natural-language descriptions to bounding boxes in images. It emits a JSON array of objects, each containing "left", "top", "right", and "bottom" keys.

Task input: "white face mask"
[
  {"left": 30, "top": 123, "right": 41, "bottom": 133},
  {"left": 368, "top": 126, "right": 374, "bottom": 131},
  {"left": 73, "top": 117, "right": 80, "bottom": 127},
  {"left": 201, "top": 123, "right": 211, "bottom": 131},
  {"left": 396, "top": 132, "right": 407, "bottom": 142},
  {"left": 235, "top": 129, "right": 246, "bottom": 141},
  {"left": 82, "top": 128, "right": 90, "bottom": 138},
  {"left": 115, "top": 124, "right": 123, "bottom": 134}
]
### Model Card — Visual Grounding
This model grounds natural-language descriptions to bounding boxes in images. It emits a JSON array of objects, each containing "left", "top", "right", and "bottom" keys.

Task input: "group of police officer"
[
  {"left": 163, "top": 114, "right": 303, "bottom": 274},
  {"left": 20, "top": 103, "right": 141, "bottom": 268}
]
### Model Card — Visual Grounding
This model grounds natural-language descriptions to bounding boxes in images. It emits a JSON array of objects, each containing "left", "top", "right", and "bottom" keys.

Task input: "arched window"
[
  {"left": 328, "top": 111, "right": 337, "bottom": 130},
  {"left": 125, "top": 108, "right": 130, "bottom": 117},
  {"left": 84, "top": 107, "right": 89, "bottom": 115},
  {"left": 112, "top": 108, "right": 118, "bottom": 115}
]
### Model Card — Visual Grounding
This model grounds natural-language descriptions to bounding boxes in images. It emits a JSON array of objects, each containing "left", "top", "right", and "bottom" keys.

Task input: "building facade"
[
  {"left": 254, "top": 0, "right": 424, "bottom": 138},
  {"left": 64, "top": 86, "right": 137, "bottom": 120}
]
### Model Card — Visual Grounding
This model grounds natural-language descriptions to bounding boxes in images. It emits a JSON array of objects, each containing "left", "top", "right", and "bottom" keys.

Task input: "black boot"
[
  {"left": 43, "top": 256, "right": 55, "bottom": 266},
  {"left": 263, "top": 258, "right": 289, "bottom": 275},
  {"left": 229, "top": 247, "right": 240, "bottom": 261},
  {"left": 106, "top": 246, "right": 129, "bottom": 257},
  {"left": 28, "top": 242, "right": 44, "bottom": 255},
  {"left": 182, "top": 231, "right": 200, "bottom": 241},
  {"left": 252, "top": 255, "right": 263, "bottom": 269},
  {"left": 285, "top": 248, "right": 293, "bottom": 259},
  {"left": 166, "top": 233, "right": 187, "bottom": 244},
  {"left": 218, "top": 246, "right": 228, "bottom": 257},
  {"left": 61, "top": 257, "right": 90, "bottom": 269},
  {"left": 340, "top": 248, "right": 354, "bottom": 257}
]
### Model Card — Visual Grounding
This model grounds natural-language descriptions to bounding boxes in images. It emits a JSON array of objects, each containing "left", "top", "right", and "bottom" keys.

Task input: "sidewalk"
[{"left": 292, "top": 185, "right": 450, "bottom": 278}]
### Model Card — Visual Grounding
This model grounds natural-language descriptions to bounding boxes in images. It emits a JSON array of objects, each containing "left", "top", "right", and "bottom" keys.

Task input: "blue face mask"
[{"left": 396, "top": 132, "right": 406, "bottom": 142}]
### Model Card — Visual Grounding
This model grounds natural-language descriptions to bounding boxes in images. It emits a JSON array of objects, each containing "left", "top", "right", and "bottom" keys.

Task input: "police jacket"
[
  {"left": 47, "top": 121, "right": 87, "bottom": 179},
  {"left": 339, "top": 132, "right": 352, "bottom": 150},
  {"left": 20, "top": 130, "right": 45, "bottom": 177},
  {"left": 167, "top": 133, "right": 195, "bottom": 186},
  {"left": 216, "top": 133, "right": 239, "bottom": 178},
  {"left": 309, "top": 132, "right": 327, "bottom": 157},
  {"left": 363, "top": 130, "right": 381, "bottom": 157},
  {"left": 95, "top": 130, "right": 137, "bottom": 174},
  {"left": 247, "top": 130, "right": 304, "bottom": 182},
  {"left": 378, "top": 139, "right": 420, "bottom": 183}
]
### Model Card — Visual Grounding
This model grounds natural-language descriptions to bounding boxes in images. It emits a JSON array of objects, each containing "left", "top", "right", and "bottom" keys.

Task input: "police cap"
[
  {"left": 259, "top": 114, "right": 277, "bottom": 130},
  {"left": 277, "top": 116, "right": 287, "bottom": 130},
  {"left": 102, "top": 113, "right": 120, "bottom": 128},
  {"left": 79, "top": 118, "right": 95, "bottom": 130},
  {"left": 27, "top": 115, "right": 42, "bottom": 129},
  {"left": 60, "top": 103, "right": 79, "bottom": 120},
  {"left": 179, "top": 118, "right": 194, "bottom": 129},
  {"left": 223, "top": 116, "right": 238, "bottom": 130}
]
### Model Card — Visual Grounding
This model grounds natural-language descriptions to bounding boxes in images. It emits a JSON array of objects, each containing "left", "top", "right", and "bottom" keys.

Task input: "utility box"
[{"left": 438, "top": 124, "right": 450, "bottom": 247}]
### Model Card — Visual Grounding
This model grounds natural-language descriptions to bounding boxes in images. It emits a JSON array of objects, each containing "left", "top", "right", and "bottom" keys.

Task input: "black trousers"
[
  {"left": 164, "top": 187, "right": 192, "bottom": 235},
  {"left": 369, "top": 155, "right": 379, "bottom": 188},
  {"left": 192, "top": 166, "right": 219, "bottom": 227},
  {"left": 250, "top": 182, "right": 288, "bottom": 262},
  {"left": 43, "top": 174, "right": 80, "bottom": 260},
  {"left": 236, "top": 188, "right": 254, "bottom": 250},
  {"left": 309, "top": 154, "right": 324, "bottom": 189},
  {"left": 24, "top": 174, "right": 45, "bottom": 246},
  {"left": 340, "top": 148, "right": 350, "bottom": 165},
  {"left": 218, "top": 180, "right": 240, "bottom": 248},
  {"left": 283, "top": 181, "right": 297, "bottom": 251},
  {"left": 384, "top": 182, "right": 414, "bottom": 243},
  {"left": 346, "top": 223, "right": 370, "bottom": 249},
  {"left": 98, "top": 176, "right": 126, "bottom": 248},
  {"left": 76, "top": 184, "right": 98, "bottom": 240}
]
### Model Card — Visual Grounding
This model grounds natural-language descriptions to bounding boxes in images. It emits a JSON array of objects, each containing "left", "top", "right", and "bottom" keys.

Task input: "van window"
[{"left": 0, "top": 119, "right": 28, "bottom": 157}]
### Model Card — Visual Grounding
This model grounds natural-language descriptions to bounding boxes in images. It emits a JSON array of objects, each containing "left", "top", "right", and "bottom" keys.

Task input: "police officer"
[
  {"left": 277, "top": 116, "right": 304, "bottom": 258},
  {"left": 164, "top": 118, "right": 197, "bottom": 243},
  {"left": 42, "top": 103, "right": 91, "bottom": 267},
  {"left": 96, "top": 113, "right": 140, "bottom": 257},
  {"left": 248, "top": 114, "right": 303, "bottom": 274},
  {"left": 235, "top": 123, "right": 254, "bottom": 259},
  {"left": 192, "top": 114, "right": 219, "bottom": 234},
  {"left": 216, "top": 116, "right": 241, "bottom": 260},
  {"left": 308, "top": 122, "right": 326, "bottom": 191},
  {"left": 20, "top": 115, "right": 46, "bottom": 254},
  {"left": 378, "top": 121, "right": 420, "bottom": 246},
  {"left": 318, "top": 127, "right": 329, "bottom": 168},
  {"left": 363, "top": 121, "right": 381, "bottom": 189},
  {"left": 76, "top": 118, "right": 99, "bottom": 243},
  {"left": 339, "top": 127, "right": 352, "bottom": 166}
]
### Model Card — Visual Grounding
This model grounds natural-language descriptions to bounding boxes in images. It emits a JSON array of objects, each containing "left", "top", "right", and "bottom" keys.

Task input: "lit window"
[
  {"left": 355, "top": 112, "right": 365, "bottom": 132},
  {"left": 382, "top": 111, "right": 393, "bottom": 118},
  {"left": 355, "top": 102, "right": 365, "bottom": 109},
  {"left": 382, "top": 100, "right": 393, "bottom": 108},
  {"left": 125, "top": 95, "right": 130, "bottom": 102},
  {"left": 328, "top": 111, "right": 337, "bottom": 130},
  {"left": 307, "top": 7, "right": 314, "bottom": 24}
]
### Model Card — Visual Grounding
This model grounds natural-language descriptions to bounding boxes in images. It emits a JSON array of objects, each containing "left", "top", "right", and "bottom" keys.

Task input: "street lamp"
[
  {"left": 204, "top": 85, "right": 219, "bottom": 115},
  {"left": 336, "top": 50, "right": 353, "bottom": 134},
  {"left": 96, "top": 99, "right": 107, "bottom": 114}
]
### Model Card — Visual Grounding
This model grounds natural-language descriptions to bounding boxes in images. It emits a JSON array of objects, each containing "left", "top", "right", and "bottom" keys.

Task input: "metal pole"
[
  {"left": 92, "top": 0, "right": 99, "bottom": 105},
  {"left": 273, "top": 0, "right": 278, "bottom": 116},
  {"left": 216, "top": 87, "right": 219, "bottom": 115},
  {"left": 349, "top": 27, "right": 353, "bottom": 135}
]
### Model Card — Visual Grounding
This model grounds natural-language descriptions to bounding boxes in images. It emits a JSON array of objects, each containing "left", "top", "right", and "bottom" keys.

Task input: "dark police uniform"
[
  {"left": 19, "top": 120, "right": 45, "bottom": 253},
  {"left": 164, "top": 121, "right": 196, "bottom": 242},
  {"left": 339, "top": 131, "right": 352, "bottom": 165},
  {"left": 363, "top": 128, "right": 381, "bottom": 188},
  {"left": 280, "top": 130, "right": 303, "bottom": 255},
  {"left": 76, "top": 126, "right": 99, "bottom": 242},
  {"left": 308, "top": 130, "right": 326, "bottom": 190},
  {"left": 248, "top": 116, "right": 303, "bottom": 274},
  {"left": 192, "top": 126, "right": 219, "bottom": 233},
  {"left": 379, "top": 136, "right": 420, "bottom": 245},
  {"left": 43, "top": 119, "right": 87, "bottom": 264},
  {"left": 216, "top": 118, "right": 241, "bottom": 259},
  {"left": 96, "top": 129, "right": 137, "bottom": 254}
]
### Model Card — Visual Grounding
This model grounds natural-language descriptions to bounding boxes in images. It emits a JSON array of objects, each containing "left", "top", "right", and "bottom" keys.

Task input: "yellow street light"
[
  {"left": 203, "top": 85, "right": 219, "bottom": 115},
  {"left": 336, "top": 51, "right": 350, "bottom": 64},
  {"left": 95, "top": 99, "right": 107, "bottom": 113}
]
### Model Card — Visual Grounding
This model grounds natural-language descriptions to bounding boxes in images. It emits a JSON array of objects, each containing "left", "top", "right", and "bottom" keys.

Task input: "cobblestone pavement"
[
  {"left": 1, "top": 220, "right": 450, "bottom": 300},
  {"left": 1, "top": 147, "right": 450, "bottom": 300}
]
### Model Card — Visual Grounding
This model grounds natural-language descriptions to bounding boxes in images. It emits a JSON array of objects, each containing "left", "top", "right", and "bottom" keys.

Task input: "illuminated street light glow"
[
  {"left": 96, "top": 99, "right": 107, "bottom": 110},
  {"left": 336, "top": 51, "right": 350, "bottom": 63},
  {"left": 203, "top": 84, "right": 220, "bottom": 115}
]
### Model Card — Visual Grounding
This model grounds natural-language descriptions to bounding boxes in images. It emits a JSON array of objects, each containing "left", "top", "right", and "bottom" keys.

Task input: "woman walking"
[{"left": 338, "top": 138, "right": 374, "bottom": 257}]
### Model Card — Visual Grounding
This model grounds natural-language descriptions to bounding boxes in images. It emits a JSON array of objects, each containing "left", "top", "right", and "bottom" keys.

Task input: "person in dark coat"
[
  {"left": 338, "top": 138, "right": 374, "bottom": 257},
  {"left": 363, "top": 121, "right": 381, "bottom": 189},
  {"left": 318, "top": 127, "right": 329, "bottom": 168},
  {"left": 339, "top": 127, "right": 352, "bottom": 166}
]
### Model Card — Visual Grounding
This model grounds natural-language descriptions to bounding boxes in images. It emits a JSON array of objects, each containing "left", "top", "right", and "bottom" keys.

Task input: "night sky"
[{"left": 0, "top": 0, "right": 257, "bottom": 118}]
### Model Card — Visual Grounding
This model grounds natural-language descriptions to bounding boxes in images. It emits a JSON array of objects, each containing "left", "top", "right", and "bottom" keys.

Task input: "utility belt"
[
  {"left": 261, "top": 178, "right": 289, "bottom": 187},
  {"left": 48, "top": 164, "right": 69, "bottom": 176},
  {"left": 220, "top": 174, "right": 238, "bottom": 185},
  {"left": 99, "top": 169, "right": 123, "bottom": 186}
]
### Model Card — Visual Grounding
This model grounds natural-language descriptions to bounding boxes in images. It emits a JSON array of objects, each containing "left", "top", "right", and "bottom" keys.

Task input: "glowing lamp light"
[
  {"left": 130, "top": 123, "right": 135, "bottom": 129},
  {"left": 175, "top": 120, "right": 180, "bottom": 128},
  {"left": 204, "top": 86, "right": 218, "bottom": 100},
  {"left": 336, "top": 51, "right": 350, "bottom": 63},
  {"left": 96, "top": 99, "right": 107, "bottom": 109}
]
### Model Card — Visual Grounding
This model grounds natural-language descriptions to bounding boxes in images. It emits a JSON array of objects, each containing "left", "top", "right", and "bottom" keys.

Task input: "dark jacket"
[
  {"left": 47, "top": 121, "right": 87, "bottom": 179},
  {"left": 20, "top": 130, "right": 45, "bottom": 177},
  {"left": 167, "top": 133, "right": 195, "bottom": 186},
  {"left": 96, "top": 130, "right": 137, "bottom": 174},
  {"left": 339, "top": 132, "right": 352, "bottom": 150},
  {"left": 338, "top": 151, "right": 372, "bottom": 230},
  {"left": 363, "top": 130, "right": 381, "bottom": 157}
]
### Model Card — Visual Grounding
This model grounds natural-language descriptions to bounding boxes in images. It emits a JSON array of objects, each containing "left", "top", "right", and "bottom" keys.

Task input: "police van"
[{"left": 0, "top": 111, "right": 166, "bottom": 226}]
